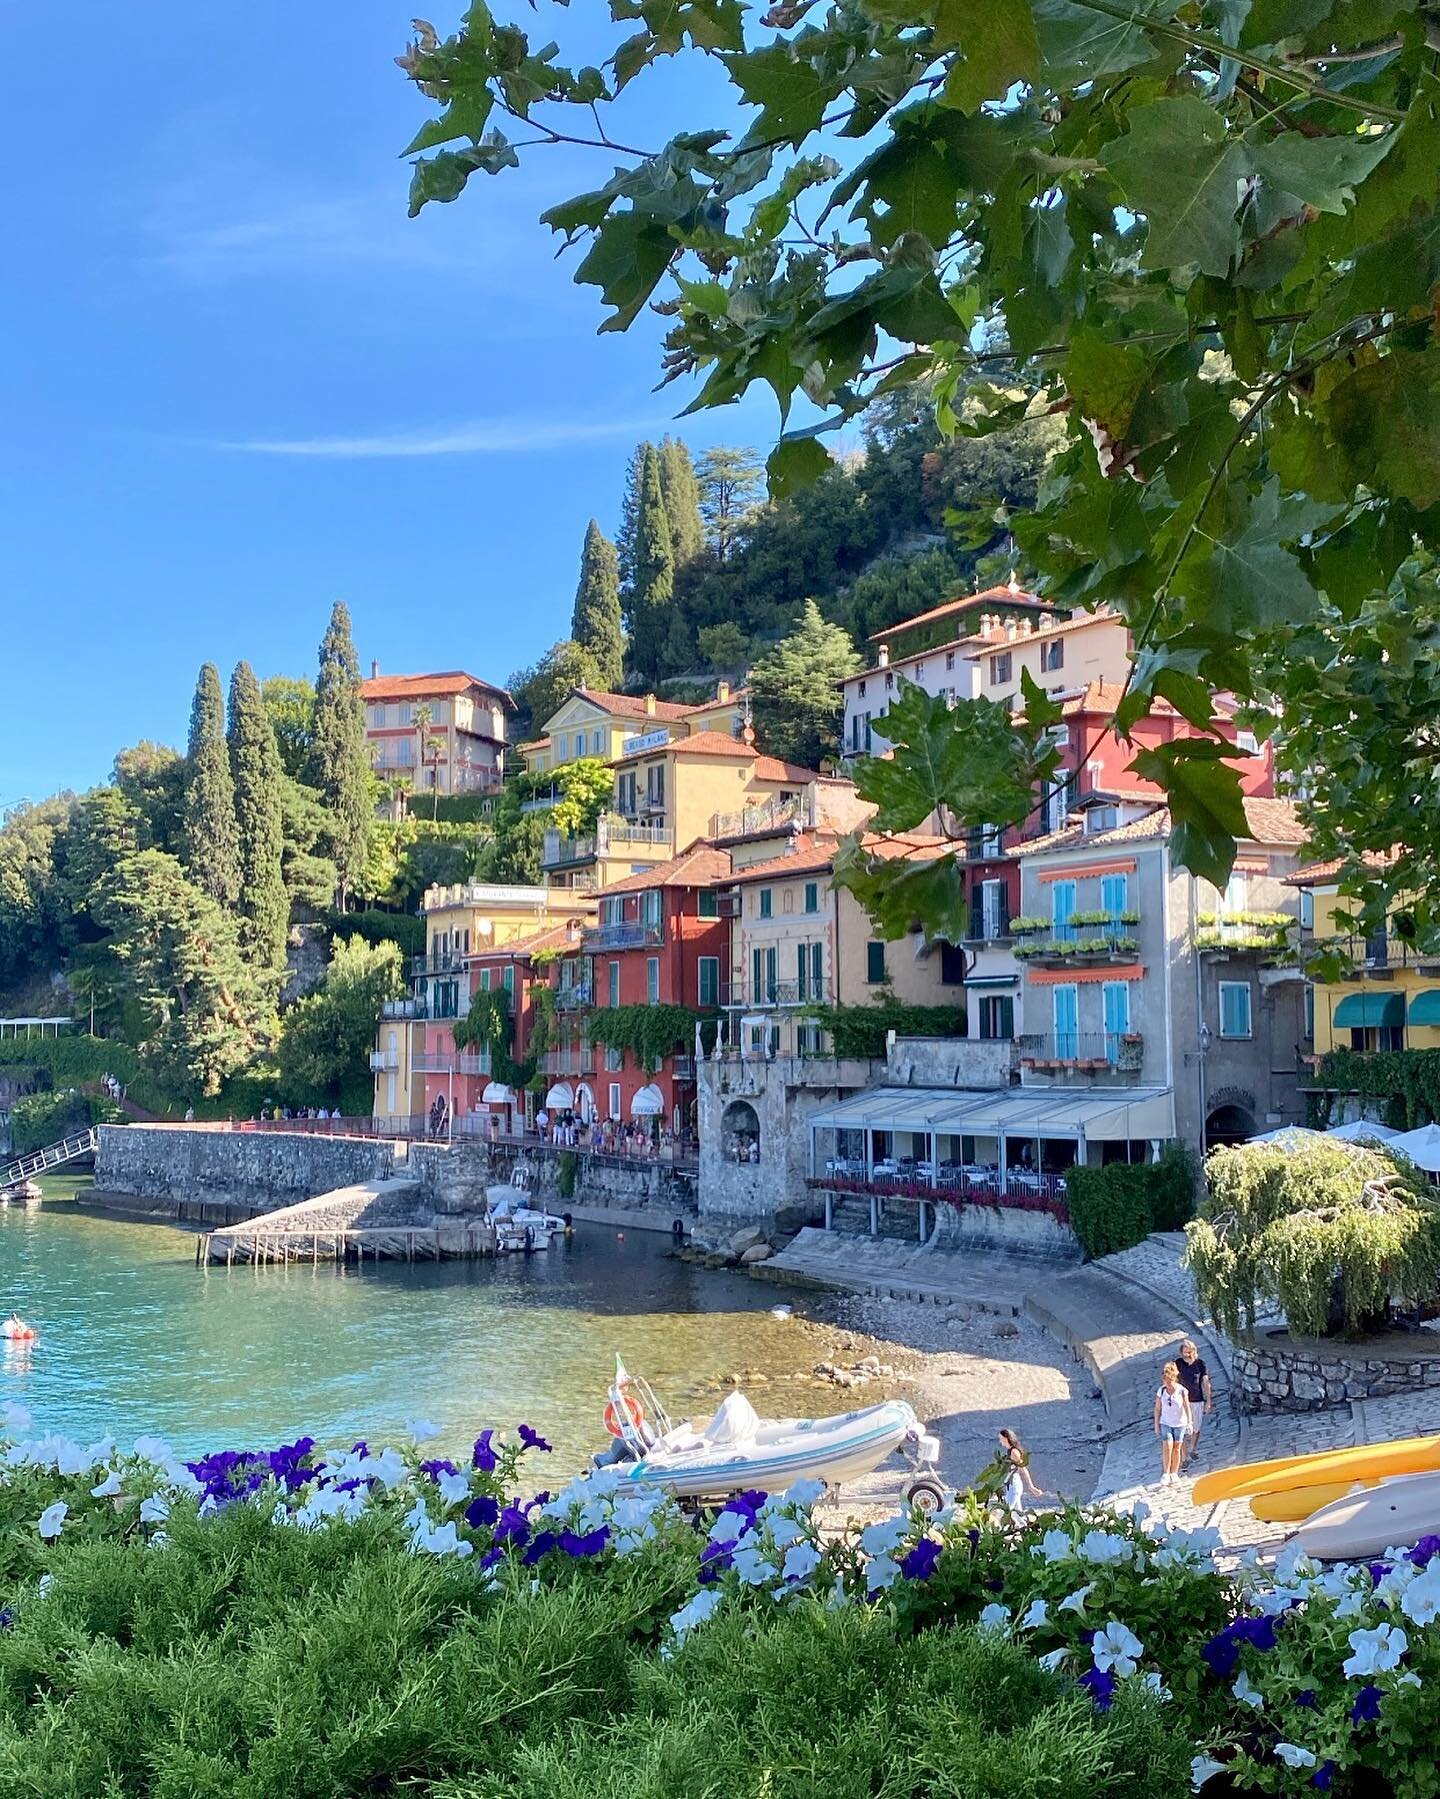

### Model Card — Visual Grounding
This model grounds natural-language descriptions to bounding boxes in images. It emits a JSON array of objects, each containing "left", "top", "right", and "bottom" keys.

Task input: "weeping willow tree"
[{"left": 1187, "top": 1139, "right": 1440, "bottom": 1343}]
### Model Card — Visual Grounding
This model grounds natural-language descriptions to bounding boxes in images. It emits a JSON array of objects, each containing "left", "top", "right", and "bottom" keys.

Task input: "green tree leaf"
[
  {"left": 1129, "top": 738, "right": 1249, "bottom": 888},
  {"left": 938, "top": 0, "right": 1039, "bottom": 113}
]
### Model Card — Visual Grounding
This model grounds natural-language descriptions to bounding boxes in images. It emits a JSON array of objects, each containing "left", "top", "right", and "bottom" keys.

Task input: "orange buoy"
[{"left": 603, "top": 1391, "right": 646, "bottom": 1437}]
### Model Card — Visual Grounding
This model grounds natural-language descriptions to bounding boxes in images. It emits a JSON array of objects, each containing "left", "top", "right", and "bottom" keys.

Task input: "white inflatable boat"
[
  {"left": 486, "top": 1187, "right": 566, "bottom": 1252},
  {"left": 596, "top": 1359, "right": 944, "bottom": 1506},
  {"left": 1295, "top": 1471, "right": 1440, "bottom": 1561}
]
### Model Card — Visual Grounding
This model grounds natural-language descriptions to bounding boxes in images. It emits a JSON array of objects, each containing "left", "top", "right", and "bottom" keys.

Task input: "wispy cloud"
[{"left": 215, "top": 414, "right": 660, "bottom": 459}]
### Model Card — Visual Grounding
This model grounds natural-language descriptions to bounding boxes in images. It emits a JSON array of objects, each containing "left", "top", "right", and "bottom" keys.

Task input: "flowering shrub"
[{"left": 0, "top": 1400, "right": 1436, "bottom": 1794}]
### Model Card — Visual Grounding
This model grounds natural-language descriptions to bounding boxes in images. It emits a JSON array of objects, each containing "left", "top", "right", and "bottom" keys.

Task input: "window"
[
  {"left": 1299, "top": 889, "right": 1314, "bottom": 930},
  {"left": 811, "top": 941, "right": 823, "bottom": 1001},
  {"left": 980, "top": 878, "right": 1008, "bottom": 940},
  {"left": 698, "top": 956, "right": 719, "bottom": 1007},
  {"left": 1085, "top": 805, "right": 1118, "bottom": 834},
  {"left": 502, "top": 965, "right": 514, "bottom": 993},
  {"left": 1052, "top": 879, "right": 1077, "bottom": 942},
  {"left": 646, "top": 764, "right": 665, "bottom": 808},
  {"left": 479, "top": 967, "right": 491, "bottom": 992},
  {"left": 866, "top": 940, "right": 887, "bottom": 984},
  {"left": 1052, "top": 984, "right": 1079, "bottom": 1058},
  {"left": 646, "top": 957, "right": 660, "bottom": 1005},
  {"left": 752, "top": 944, "right": 777, "bottom": 1003},
  {"left": 606, "top": 1045, "right": 623, "bottom": 1072},
  {"left": 1219, "top": 980, "right": 1253, "bottom": 1039},
  {"left": 642, "top": 889, "right": 662, "bottom": 929},
  {"left": 601, "top": 896, "right": 623, "bottom": 927},
  {"left": 1303, "top": 983, "right": 1314, "bottom": 1042},
  {"left": 1236, "top": 729, "right": 1259, "bottom": 753},
  {"left": 979, "top": 995, "right": 1015, "bottom": 1040},
  {"left": 782, "top": 888, "right": 794, "bottom": 914},
  {"left": 945, "top": 650, "right": 955, "bottom": 671},
  {"left": 609, "top": 1082, "right": 621, "bottom": 1120},
  {"left": 607, "top": 960, "right": 620, "bottom": 1007},
  {"left": 884, "top": 669, "right": 894, "bottom": 688},
  {"left": 979, "top": 823, "right": 1003, "bottom": 857},
  {"left": 915, "top": 662, "right": 925, "bottom": 680},
  {"left": 989, "top": 650, "right": 1012, "bottom": 684},
  {"left": 850, "top": 714, "right": 862, "bottom": 752},
  {"left": 804, "top": 881, "right": 819, "bottom": 914},
  {"left": 398, "top": 703, "right": 413, "bottom": 725},
  {"left": 858, "top": 679, "right": 867, "bottom": 697},
  {"left": 617, "top": 771, "right": 638, "bottom": 815},
  {"left": 1042, "top": 638, "right": 1064, "bottom": 672},
  {"left": 699, "top": 889, "right": 719, "bottom": 919},
  {"left": 759, "top": 888, "right": 773, "bottom": 919},
  {"left": 796, "top": 941, "right": 810, "bottom": 1001},
  {"left": 940, "top": 942, "right": 966, "bottom": 984},
  {"left": 1220, "top": 873, "right": 1249, "bottom": 919},
  {"left": 1100, "top": 872, "right": 1129, "bottom": 920},
  {"left": 1102, "top": 981, "right": 1131, "bottom": 1063},
  {"left": 864, "top": 713, "right": 873, "bottom": 751}
]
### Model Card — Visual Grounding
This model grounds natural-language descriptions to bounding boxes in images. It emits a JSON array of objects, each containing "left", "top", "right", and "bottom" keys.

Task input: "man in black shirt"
[{"left": 1176, "top": 1338, "right": 1212, "bottom": 1466}]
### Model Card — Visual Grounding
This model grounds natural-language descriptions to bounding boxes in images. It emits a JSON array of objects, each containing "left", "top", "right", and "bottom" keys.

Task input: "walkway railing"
[
  {"left": 232, "top": 1115, "right": 698, "bottom": 1169},
  {"left": 1, "top": 1126, "right": 100, "bottom": 1189},
  {"left": 806, "top": 1169, "right": 1069, "bottom": 1224}
]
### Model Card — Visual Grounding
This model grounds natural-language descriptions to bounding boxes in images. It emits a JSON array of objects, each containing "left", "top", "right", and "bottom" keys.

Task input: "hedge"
[
  {"left": 806, "top": 998, "right": 968, "bottom": 1059},
  {"left": 1065, "top": 1146, "right": 1198, "bottom": 1259},
  {"left": 325, "top": 907, "right": 426, "bottom": 957},
  {"left": 5, "top": 1090, "right": 120, "bottom": 1155},
  {"left": 1312, "top": 1047, "right": 1440, "bottom": 1132}
]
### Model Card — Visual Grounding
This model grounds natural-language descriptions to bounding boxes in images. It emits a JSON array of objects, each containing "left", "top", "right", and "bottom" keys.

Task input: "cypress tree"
[
  {"left": 570, "top": 521, "right": 624, "bottom": 688},
  {"left": 311, "top": 600, "right": 371, "bottom": 905},
  {"left": 626, "top": 446, "right": 675, "bottom": 684},
  {"left": 615, "top": 441, "right": 650, "bottom": 594},
  {"left": 227, "top": 661, "right": 288, "bottom": 974},
  {"left": 181, "top": 663, "right": 241, "bottom": 908},
  {"left": 657, "top": 436, "right": 704, "bottom": 568}
]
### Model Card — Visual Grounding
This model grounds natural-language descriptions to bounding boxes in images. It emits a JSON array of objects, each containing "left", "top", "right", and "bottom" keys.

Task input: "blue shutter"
[
  {"left": 1102, "top": 982, "right": 1130, "bottom": 1062},
  {"left": 1053, "top": 985, "right": 1079, "bottom": 1058},
  {"left": 1052, "top": 880, "right": 1077, "bottom": 941},
  {"left": 1101, "top": 872, "right": 1128, "bottom": 920}
]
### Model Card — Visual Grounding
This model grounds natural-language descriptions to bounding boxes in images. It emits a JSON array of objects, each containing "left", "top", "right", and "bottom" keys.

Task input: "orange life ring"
[{"left": 603, "top": 1392, "right": 645, "bottom": 1437}]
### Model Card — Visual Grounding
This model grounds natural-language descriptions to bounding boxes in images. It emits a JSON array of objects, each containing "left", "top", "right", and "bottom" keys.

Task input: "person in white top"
[{"left": 1153, "top": 1360, "right": 1193, "bottom": 1487}]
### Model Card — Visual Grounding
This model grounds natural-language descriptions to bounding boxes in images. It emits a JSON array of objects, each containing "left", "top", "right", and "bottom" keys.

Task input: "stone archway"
[
  {"left": 722, "top": 1099, "right": 761, "bottom": 1164},
  {"left": 1206, "top": 1101, "right": 1257, "bottom": 1147}
]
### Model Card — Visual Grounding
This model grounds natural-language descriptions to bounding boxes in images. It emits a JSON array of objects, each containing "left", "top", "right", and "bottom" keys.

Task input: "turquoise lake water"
[{"left": 0, "top": 1196, "right": 815, "bottom": 1471}]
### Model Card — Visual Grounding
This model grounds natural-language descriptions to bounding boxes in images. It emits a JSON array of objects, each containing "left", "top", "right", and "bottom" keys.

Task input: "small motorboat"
[
  {"left": 487, "top": 1187, "right": 565, "bottom": 1253},
  {"left": 594, "top": 1359, "right": 945, "bottom": 1508},
  {"left": 1, "top": 1314, "right": 37, "bottom": 1341},
  {"left": 1295, "top": 1471, "right": 1440, "bottom": 1560},
  {"left": 1, "top": 1181, "right": 42, "bottom": 1207}
]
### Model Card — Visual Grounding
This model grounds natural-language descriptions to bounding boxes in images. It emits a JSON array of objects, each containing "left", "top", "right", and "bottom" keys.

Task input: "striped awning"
[{"left": 1332, "top": 991, "right": 1404, "bottom": 1028}]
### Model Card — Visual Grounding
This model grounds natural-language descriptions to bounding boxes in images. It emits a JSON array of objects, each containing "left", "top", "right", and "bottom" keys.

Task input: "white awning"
[
  {"left": 481, "top": 1082, "right": 512, "bottom": 1105},
  {"left": 544, "top": 1083, "right": 574, "bottom": 1110},
  {"left": 806, "top": 1085, "right": 1175, "bottom": 1144},
  {"left": 630, "top": 1083, "right": 665, "bottom": 1117}
]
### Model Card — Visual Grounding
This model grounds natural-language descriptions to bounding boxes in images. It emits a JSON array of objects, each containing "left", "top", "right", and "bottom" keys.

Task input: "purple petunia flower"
[
  {"left": 1370, "top": 1562, "right": 1393, "bottom": 1588},
  {"left": 524, "top": 1492, "right": 552, "bottom": 1514},
  {"left": 518, "top": 1425, "right": 552, "bottom": 1454},
  {"left": 420, "top": 1458, "right": 459, "bottom": 1481},
  {"left": 465, "top": 1494, "right": 500, "bottom": 1530},
  {"left": 493, "top": 1503, "right": 530, "bottom": 1549},
  {"left": 0, "top": 1608, "right": 13, "bottom": 1631},
  {"left": 472, "top": 1430, "right": 498, "bottom": 1473},
  {"left": 521, "top": 1531, "right": 559, "bottom": 1565},
  {"left": 350, "top": 1441, "right": 368, "bottom": 1458},
  {"left": 559, "top": 1526, "right": 609, "bottom": 1557},
  {"left": 1351, "top": 1684, "right": 1384, "bottom": 1725},
  {"left": 901, "top": 1537, "right": 943, "bottom": 1581},
  {"left": 1313, "top": 1763, "right": 1336, "bottom": 1792},
  {"left": 1078, "top": 1666, "right": 1116, "bottom": 1711},
  {"left": 479, "top": 1545, "right": 504, "bottom": 1572},
  {"left": 1295, "top": 1689, "right": 1318, "bottom": 1710},
  {"left": 1409, "top": 1534, "right": 1440, "bottom": 1567}
]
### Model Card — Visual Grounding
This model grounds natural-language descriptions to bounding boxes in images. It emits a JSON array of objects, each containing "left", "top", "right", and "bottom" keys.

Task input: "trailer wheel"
[{"left": 904, "top": 1476, "right": 948, "bottom": 1515}]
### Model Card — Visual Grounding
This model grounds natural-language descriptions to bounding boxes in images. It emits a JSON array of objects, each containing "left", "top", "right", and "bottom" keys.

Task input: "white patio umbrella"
[
  {"left": 1386, "top": 1123, "right": 1440, "bottom": 1173},
  {"left": 1325, "top": 1119, "right": 1401, "bottom": 1145},
  {"left": 1246, "top": 1126, "right": 1322, "bottom": 1147}
]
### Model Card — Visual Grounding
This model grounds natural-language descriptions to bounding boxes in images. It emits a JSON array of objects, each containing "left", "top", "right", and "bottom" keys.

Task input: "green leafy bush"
[
  {"left": 557, "top": 1149, "right": 578, "bottom": 1199},
  {"left": 806, "top": 998, "right": 967, "bottom": 1059},
  {"left": 326, "top": 907, "right": 426, "bottom": 957},
  {"left": 1314, "top": 1048, "right": 1440, "bottom": 1132},
  {"left": 1066, "top": 1147, "right": 1198, "bottom": 1260},
  {"left": 584, "top": 1004, "right": 707, "bottom": 1074},
  {"left": 6, "top": 1089, "right": 119, "bottom": 1154}
]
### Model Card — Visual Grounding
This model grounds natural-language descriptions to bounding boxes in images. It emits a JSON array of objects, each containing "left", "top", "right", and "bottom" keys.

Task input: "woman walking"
[
  {"left": 1153, "top": 1361, "right": 1193, "bottom": 1487},
  {"left": 996, "top": 1427, "right": 1043, "bottom": 1518}
]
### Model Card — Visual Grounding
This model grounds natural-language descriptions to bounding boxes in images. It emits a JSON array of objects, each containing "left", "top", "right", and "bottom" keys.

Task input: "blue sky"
[{"left": 0, "top": 2, "right": 776, "bottom": 808}]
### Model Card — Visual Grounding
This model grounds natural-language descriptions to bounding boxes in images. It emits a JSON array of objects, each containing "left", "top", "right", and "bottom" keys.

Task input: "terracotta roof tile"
[
  {"left": 1057, "top": 680, "right": 1239, "bottom": 721},
  {"left": 1286, "top": 848, "right": 1401, "bottom": 886},
  {"left": 613, "top": 729, "right": 753, "bottom": 763},
  {"left": 469, "top": 921, "right": 584, "bottom": 961},
  {"left": 727, "top": 830, "right": 948, "bottom": 885},
  {"left": 1016, "top": 795, "right": 1305, "bottom": 859},
  {"left": 593, "top": 842, "right": 734, "bottom": 896},
  {"left": 363, "top": 670, "right": 513, "bottom": 705},
  {"left": 867, "top": 582, "right": 1050, "bottom": 643},
  {"left": 678, "top": 686, "right": 750, "bottom": 715},
  {"left": 570, "top": 687, "right": 693, "bottom": 723}
]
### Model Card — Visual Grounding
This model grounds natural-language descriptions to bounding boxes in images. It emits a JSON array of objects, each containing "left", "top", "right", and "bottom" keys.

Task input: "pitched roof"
[
  {"left": 727, "top": 830, "right": 949, "bottom": 885},
  {"left": 518, "top": 736, "right": 552, "bottom": 753},
  {"left": 753, "top": 753, "right": 823, "bottom": 783},
  {"left": 593, "top": 842, "right": 733, "bottom": 896},
  {"left": 1286, "top": 849, "right": 1401, "bottom": 887},
  {"left": 469, "top": 921, "right": 583, "bottom": 961},
  {"left": 867, "top": 581, "right": 1050, "bottom": 643},
  {"left": 1016, "top": 796, "right": 1305, "bottom": 859},
  {"left": 679, "top": 685, "right": 751, "bottom": 715},
  {"left": 613, "top": 729, "right": 752, "bottom": 763},
  {"left": 1058, "top": 680, "right": 1239, "bottom": 721},
  {"left": 568, "top": 687, "right": 693, "bottom": 723},
  {"left": 362, "top": 670, "right": 513, "bottom": 705}
]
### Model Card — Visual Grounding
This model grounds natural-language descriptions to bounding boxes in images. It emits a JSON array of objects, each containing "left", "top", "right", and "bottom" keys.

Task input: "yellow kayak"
[
  {"left": 1193, "top": 1434, "right": 1440, "bottom": 1506},
  {"left": 1249, "top": 1478, "right": 1380, "bottom": 1525}
]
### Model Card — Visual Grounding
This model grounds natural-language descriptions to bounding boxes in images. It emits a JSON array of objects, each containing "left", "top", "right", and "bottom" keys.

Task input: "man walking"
[{"left": 1177, "top": 1338, "right": 1213, "bottom": 1466}]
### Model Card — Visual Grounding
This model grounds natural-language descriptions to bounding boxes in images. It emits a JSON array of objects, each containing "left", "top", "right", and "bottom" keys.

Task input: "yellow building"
[
  {"left": 521, "top": 683, "right": 750, "bottom": 778},
  {"left": 1290, "top": 857, "right": 1440, "bottom": 1058},
  {"left": 721, "top": 831, "right": 954, "bottom": 1058}
]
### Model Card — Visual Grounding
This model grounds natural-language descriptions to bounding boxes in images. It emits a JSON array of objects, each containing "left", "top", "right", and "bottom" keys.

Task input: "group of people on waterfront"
[
  {"left": 531, "top": 1110, "right": 683, "bottom": 1158},
  {"left": 1154, "top": 1339, "right": 1214, "bottom": 1486}
]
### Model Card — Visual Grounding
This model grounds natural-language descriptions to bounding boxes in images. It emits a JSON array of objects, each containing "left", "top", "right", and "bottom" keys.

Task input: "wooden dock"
[{"left": 197, "top": 1220, "right": 499, "bottom": 1266}]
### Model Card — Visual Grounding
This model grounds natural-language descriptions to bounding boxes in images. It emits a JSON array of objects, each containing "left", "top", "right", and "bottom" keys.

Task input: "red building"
[{"left": 560, "top": 843, "right": 732, "bottom": 1139}]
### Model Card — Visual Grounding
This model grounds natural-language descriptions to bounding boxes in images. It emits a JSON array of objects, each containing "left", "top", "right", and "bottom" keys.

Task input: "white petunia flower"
[
  {"left": 782, "top": 1540, "right": 822, "bottom": 1585},
  {"left": 362, "top": 1447, "right": 407, "bottom": 1490},
  {"left": 90, "top": 1469, "right": 122, "bottom": 1498},
  {"left": 140, "top": 1494, "right": 169, "bottom": 1524},
  {"left": 435, "top": 1471, "right": 471, "bottom": 1507},
  {"left": 766, "top": 1514, "right": 809, "bottom": 1552},
  {"left": 1344, "top": 1623, "right": 1408, "bottom": 1679},
  {"left": 1058, "top": 1584, "right": 1095, "bottom": 1615},
  {"left": 37, "top": 1573, "right": 54, "bottom": 1597},
  {"left": 1402, "top": 1561, "right": 1440, "bottom": 1626},
  {"left": 978, "top": 1602, "right": 1010, "bottom": 1634},
  {"left": 1274, "top": 1744, "right": 1316, "bottom": 1770},
  {"left": 1, "top": 1401, "right": 33, "bottom": 1435},
  {"left": 866, "top": 1554, "right": 900, "bottom": 1594},
  {"left": 1091, "top": 1619, "right": 1143, "bottom": 1677},
  {"left": 412, "top": 1519, "right": 472, "bottom": 1558},
  {"left": 37, "top": 1501, "right": 67, "bottom": 1540},
  {"left": 1020, "top": 1597, "right": 1049, "bottom": 1631},
  {"left": 132, "top": 1435, "right": 174, "bottom": 1465},
  {"left": 665, "top": 1584, "right": 725, "bottom": 1656},
  {"left": 1191, "top": 1755, "right": 1226, "bottom": 1790},
  {"left": 784, "top": 1477, "right": 825, "bottom": 1509},
  {"left": 860, "top": 1514, "right": 911, "bottom": 1559},
  {"left": 1037, "top": 1528, "right": 1073, "bottom": 1563},
  {"left": 1038, "top": 1647, "right": 1069, "bottom": 1672},
  {"left": 733, "top": 1539, "right": 779, "bottom": 1588},
  {"left": 1142, "top": 1671, "right": 1172, "bottom": 1702},
  {"left": 1232, "top": 1669, "right": 1263, "bottom": 1709},
  {"left": 1078, "top": 1529, "right": 1131, "bottom": 1566}
]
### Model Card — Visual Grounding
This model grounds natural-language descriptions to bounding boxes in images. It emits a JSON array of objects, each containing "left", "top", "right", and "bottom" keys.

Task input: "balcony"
[
  {"left": 962, "top": 908, "right": 1013, "bottom": 944},
  {"left": 521, "top": 786, "right": 561, "bottom": 815},
  {"left": 409, "top": 952, "right": 463, "bottom": 977},
  {"left": 540, "top": 1048, "right": 596, "bottom": 1077},
  {"left": 723, "top": 979, "right": 833, "bottom": 1010},
  {"left": 1194, "top": 911, "right": 1295, "bottom": 957},
  {"left": 369, "top": 1050, "right": 399, "bottom": 1072},
  {"left": 581, "top": 920, "right": 664, "bottom": 953},
  {"left": 411, "top": 1051, "right": 492, "bottom": 1076},
  {"left": 542, "top": 815, "right": 675, "bottom": 870},
  {"left": 708, "top": 793, "right": 816, "bottom": 841},
  {"left": 1013, "top": 916, "right": 1140, "bottom": 968},
  {"left": 1018, "top": 1031, "right": 1144, "bottom": 1074},
  {"left": 380, "top": 998, "right": 426, "bottom": 1021},
  {"left": 555, "top": 980, "right": 594, "bottom": 1011}
]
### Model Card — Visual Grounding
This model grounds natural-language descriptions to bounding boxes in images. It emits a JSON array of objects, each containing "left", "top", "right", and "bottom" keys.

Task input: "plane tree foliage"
[{"left": 401, "top": 0, "right": 1440, "bottom": 922}]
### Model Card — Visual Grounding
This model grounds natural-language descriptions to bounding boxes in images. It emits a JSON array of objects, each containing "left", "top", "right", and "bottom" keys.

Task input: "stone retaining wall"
[
  {"left": 95, "top": 1125, "right": 402, "bottom": 1211},
  {"left": 930, "top": 1200, "right": 1082, "bottom": 1262},
  {"left": 1234, "top": 1337, "right": 1440, "bottom": 1413}
]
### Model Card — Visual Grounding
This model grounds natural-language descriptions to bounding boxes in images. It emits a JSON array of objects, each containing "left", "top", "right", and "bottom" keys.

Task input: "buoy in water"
[
  {"left": 2, "top": 1315, "right": 37, "bottom": 1341},
  {"left": 617, "top": 1232, "right": 625, "bottom": 1242}
]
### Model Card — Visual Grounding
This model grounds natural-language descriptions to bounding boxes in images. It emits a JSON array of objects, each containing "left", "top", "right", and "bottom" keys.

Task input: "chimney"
[
  {"left": 1005, "top": 619, "right": 1018, "bottom": 641},
  {"left": 1007, "top": 569, "right": 1020, "bottom": 593},
  {"left": 877, "top": 644, "right": 890, "bottom": 668},
  {"left": 370, "top": 659, "right": 380, "bottom": 679},
  {"left": 645, "top": 694, "right": 656, "bottom": 717},
  {"left": 716, "top": 681, "right": 731, "bottom": 702}
]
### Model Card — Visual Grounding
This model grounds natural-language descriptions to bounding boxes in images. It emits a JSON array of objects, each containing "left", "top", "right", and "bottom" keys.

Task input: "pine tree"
[
  {"left": 227, "top": 661, "right": 289, "bottom": 974},
  {"left": 181, "top": 663, "right": 241, "bottom": 908},
  {"left": 570, "top": 521, "right": 624, "bottom": 687},
  {"left": 749, "top": 600, "right": 861, "bottom": 769},
  {"left": 658, "top": 436, "right": 704, "bottom": 568},
  {"left": 615, "top": 441, "right": 650, "bottom": 593},
  {"left": 626, "top": 446, "right": 675, "bottom": 684},
  {"left": 697, "top": 445, "right": 765, "bottom": 561},
  {"left": 311, "top": 601, "right": 372, "bottom": 904}
]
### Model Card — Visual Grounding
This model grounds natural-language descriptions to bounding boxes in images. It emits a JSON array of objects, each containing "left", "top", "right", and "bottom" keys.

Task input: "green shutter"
[{"left": 866, "top": 940, "right": 886, "bottom": 983}]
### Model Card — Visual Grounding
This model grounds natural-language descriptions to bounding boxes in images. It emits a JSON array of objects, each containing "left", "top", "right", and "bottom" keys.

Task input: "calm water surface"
[{"left": 0, "top": 1195, "right": 819, "bottom": 1470}]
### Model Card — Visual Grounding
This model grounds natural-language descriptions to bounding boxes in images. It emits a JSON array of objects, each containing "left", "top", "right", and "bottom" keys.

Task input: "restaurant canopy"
[
  {"left": 1408, "top": 990, "right": 1440, "bottom": 1027},
  {"left": 806, "top": 1086, "right": 1175, "bottom": 1149},
  {"left": 1332, "top": 991, "right": 1404, "bottom": 1028}
]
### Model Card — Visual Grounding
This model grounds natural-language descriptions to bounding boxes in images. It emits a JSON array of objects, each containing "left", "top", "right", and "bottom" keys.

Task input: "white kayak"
[
  {"left": 1294, "top": 1471, "right": 1440, "bottom": 1560},
  {"left": 599, "top": 1361, "right": 942, "bottom": 1504}
]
